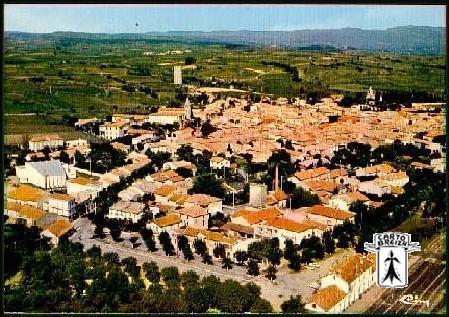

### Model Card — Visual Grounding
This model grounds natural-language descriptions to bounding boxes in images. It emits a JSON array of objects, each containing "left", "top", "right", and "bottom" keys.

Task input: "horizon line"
[{"left": 5, "top": 25, "right": 445, "bottom": 34}]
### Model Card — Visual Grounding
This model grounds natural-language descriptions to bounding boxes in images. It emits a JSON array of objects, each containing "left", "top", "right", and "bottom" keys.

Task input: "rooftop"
[
  {"left": 153, "top": 214, "right": 181, "bottom": 228},
  {"left": 310, "top": 285, "right": 347, "bottom": 312},
  {"left": 44, "top": 218, "right": 73, "bottom": 237},
  {"left": 307, "top": 205, "right": 355, "bottom": 221},
  {"left": 176, "top": 205, "right": 208, "bottom": 218},
  {"left": 7, "top": 184, "right": 47, "bottom": 202}
]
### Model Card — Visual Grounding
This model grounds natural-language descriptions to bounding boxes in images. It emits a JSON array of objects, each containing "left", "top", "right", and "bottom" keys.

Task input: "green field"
[{"left": 4, "top": 40, "right": 445, "bottom": 138}]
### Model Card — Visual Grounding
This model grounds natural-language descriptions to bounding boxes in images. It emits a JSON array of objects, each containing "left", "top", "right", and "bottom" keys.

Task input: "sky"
[{"left": 5, "top": 4, "right": 446, "bottom": 33}]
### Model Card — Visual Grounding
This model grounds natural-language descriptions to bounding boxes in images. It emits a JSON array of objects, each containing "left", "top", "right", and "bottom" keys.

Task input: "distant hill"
[{"left": 5, "top": 26, "right": 445, "bottom": 54}]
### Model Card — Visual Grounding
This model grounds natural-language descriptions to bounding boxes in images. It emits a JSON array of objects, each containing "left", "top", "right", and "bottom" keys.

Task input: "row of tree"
[{"left": 4, "top": 226, "right": 310, "bottom": 313}]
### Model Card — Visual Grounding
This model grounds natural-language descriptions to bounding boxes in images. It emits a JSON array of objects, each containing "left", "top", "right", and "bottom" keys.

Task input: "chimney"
[{"left": 275, "top": 164, "right": 279, "bottom": 192}]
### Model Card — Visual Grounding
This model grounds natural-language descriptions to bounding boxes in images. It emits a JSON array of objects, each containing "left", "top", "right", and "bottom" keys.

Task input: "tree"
[
  {"left": 193, "top": 238, "right": 207, "bottom": 256},
  {"left": 86, "top": 245, "right": 102, "bottom": 259},
  {"left": 185, "top": 56, "right": 196, "bottom": 65},
  {"left": 284, "top": 239, "right": 296, "bottom": 261},
  {"left": 143, "top": 261, "right": 160, "bottom": 284},
  {"left": 175, "top": 166, "right": 193, "bottom": 178},
  {"left": 145, "top": 150, "right": 171, "bottom": 169},
  {"left": 265, "top": 265, "right": 277, "bottom": 281},
  {"left": 190, "top": 173, "right": 225, "bottom": 198},
  {"left": 121, "top": 257, "right": 140, "bottom": 278},
  {"left": 323, "top": 231, "right": 335, "bottom": 254},
  {"left": 201, "top": 275, "right": 221, "bottom": 308},
  {"left": 59, "top": 151, "right": 71, "bottom": 164},
  {"left": 158, "top": 232, "right": 175, "bottom": 256},
  {"left": 216, "top": 280, "right": 251, "bottom": 313},
  {"left": 213, "top": 244, "right": 226, "bottom": 259},
  {"left": 202, "top": 253, "right": 213, "bottom": 265},
  {"left": 176, "top": 145, "right": 194, "bottom": 162},
  {"left": 182, "top": 245, "right": 195, "bottom": 261},
  {"left": 177, "top": 235, "right": 189, "bottom": 251},
  {"left": 234, "top": 250, "right": 248, "bottom": 266},
  {"left": 161, "top": 266, "right": 180, "bottom": 284},
  {"left": 200, "top": 120, "right": 217, "bottom": 138},
  {"left": 140, "top": 228, "right": 157, "bottom": 252},
  {"left": 181, "top": 270, "right": 200, "bottom": 289},
  {"left": 103, "top": 252, "right": 120, "bottom": 266},
  {"left": 290, "top": 187, "right": 320, "bottom": 208},
  {"left": 281, "top": 295, "right": 306, "bottom": 313},
  {"left": 247, "top": 259, "right": 260, "bottom": 276},
  {"left": 267, "top": 246, "right": 283, "bottom": 266},
  {"left": 222, "top": 257, "right": 233, "bottom": 270},
  {"left": 250, "top": 298, "right": 273, "bottom": 313},
  {"left": 301, "top": 248, "right": 313, "bottom": 264},
  {"left": 288, "top": 253, "right": 302, "bottom": 272}
]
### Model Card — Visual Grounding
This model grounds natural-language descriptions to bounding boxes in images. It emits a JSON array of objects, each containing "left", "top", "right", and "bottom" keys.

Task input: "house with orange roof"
[
  {"left": 7, "top": 184, "right": 47, "bottom": 209},
  {"left": 175, "top": 206, "right": 209, "bottom": 229},
  {"left": 145, "top": 170, "right": 190, "bottom": 189},
  {"left": 305, "top": 205, "right": 355, "bottom": 228},
  {"left": 67, "top": 176, "right": 103, "bottom": 199},
  {"left": 5, "top": 201, "right": 46, "bottom": 227},
  {"left": 379, "top": 171, "right": 409, "bottom": 187},
  {"left": 266, "top": 189, "right": 288, "bottom": 208},
  {"left": 306, "top": 285, "right": 347, "bottom": 313},
  {"left": 41, "top": 218, "right": 74, "bottom": 245},
  {"left": 232, "top": 206, "right": 280, "bottom": 225},
  {"left": 355, "top": 163, "right": 397, "bottom": 178},
  {"left": 221, "top": 222, "right": 254, "bottom": 239},
  {"left": 147, "top": 214, "right": 182, "bottom": 236},
  {"left": 154, "top": 185, "right": 180, "bottom": 204},
  {"left": 184, "top": 194, "right": 223, "bottom": 216}
]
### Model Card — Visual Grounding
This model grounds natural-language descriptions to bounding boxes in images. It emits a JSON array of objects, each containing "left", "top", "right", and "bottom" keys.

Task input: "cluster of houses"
[{"left": 5, "top": 89, "right": 444, "bottom": 312}]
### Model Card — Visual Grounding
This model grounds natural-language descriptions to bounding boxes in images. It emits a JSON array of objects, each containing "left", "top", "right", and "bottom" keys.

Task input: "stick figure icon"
[{"left": 383, "top": 250, "right": 402, "bottom": 284}]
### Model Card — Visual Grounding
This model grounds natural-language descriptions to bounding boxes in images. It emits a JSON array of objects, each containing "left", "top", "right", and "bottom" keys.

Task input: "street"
[{"left": 69, "top": 217, "right": 354, "bottom": 311}]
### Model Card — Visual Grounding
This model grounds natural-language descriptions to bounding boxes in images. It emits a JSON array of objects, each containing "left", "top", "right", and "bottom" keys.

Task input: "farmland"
[{"left": 4, "top": 37, "right": 445, "bottom": 141}]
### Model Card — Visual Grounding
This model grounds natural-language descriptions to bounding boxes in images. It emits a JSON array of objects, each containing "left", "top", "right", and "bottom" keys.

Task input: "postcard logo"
[{"left": 364, "top": 232, "right": 420, "bottom": 288}]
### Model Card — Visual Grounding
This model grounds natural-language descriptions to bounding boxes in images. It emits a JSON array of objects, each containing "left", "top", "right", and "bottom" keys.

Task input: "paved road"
[
  {"left": 69, "top": 217, "right": 354, "bottom": 311},
  {"left": 365, "top": 233, "right": 445, "bottom": 314}
]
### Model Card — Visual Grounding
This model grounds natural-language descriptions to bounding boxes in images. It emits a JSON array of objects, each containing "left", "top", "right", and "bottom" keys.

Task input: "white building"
[
  {"left": 328, "top": 191, "right": 369, "bottom": 212},
  {"left": 43, "top": 193, "right": 77, "bottom": 218},
  {"left": 146, "top": 107, "right": 186, "bottom": 126},
  {"left": 29, "top": 134, "right": 64, "bottom": 152},
  {"left": 359, "top": 178, "right": 391, "bottom": 197},
  {"left": 107, "top": 200, "right": 146, "bottom": 223},
  {"left": 16, "top": 160, "right": 69, "bottom": 190},
  {"left": 210, "top": 156, "right": 231, "bottom": 169},
  {"left": 99, "top": 121, "right": 129, "bottom": 140},
  {"left": 258, "top": 216, "right": 325, "bottom": 247}
]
